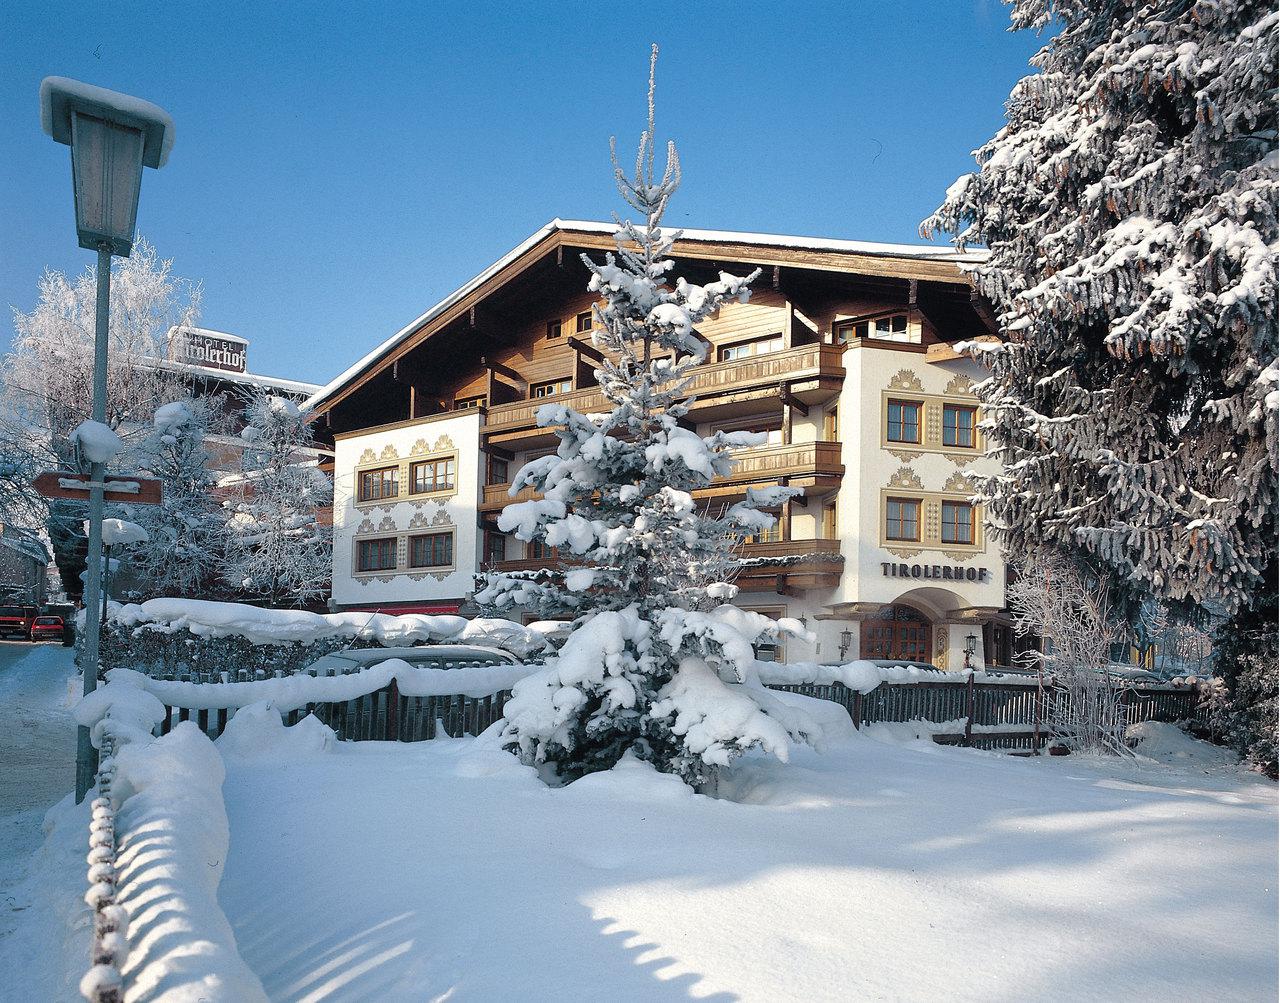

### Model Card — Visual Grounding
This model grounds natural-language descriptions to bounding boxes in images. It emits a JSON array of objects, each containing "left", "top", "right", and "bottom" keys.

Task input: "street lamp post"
[{"left": 40, "top": 78, "right": 174, "bottom": 803}]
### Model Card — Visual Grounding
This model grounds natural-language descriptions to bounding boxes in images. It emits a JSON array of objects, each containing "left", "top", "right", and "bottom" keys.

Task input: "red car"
[
  {"left": 0, "top": 605, "right": 37, "bottom": 639},
  {"left": 29, "top": 615, "right": 64, "bottom": 642}
]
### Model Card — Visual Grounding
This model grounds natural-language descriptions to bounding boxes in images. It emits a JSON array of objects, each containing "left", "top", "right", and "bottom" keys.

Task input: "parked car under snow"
[{"left": 304, "top": 644, "right": 520, "bottom": 677}]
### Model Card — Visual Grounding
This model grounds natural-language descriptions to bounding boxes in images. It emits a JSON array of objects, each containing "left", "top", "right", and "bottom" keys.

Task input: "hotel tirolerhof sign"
[{"left": 167, "top": 326, "right": 248, "bottom": 374}]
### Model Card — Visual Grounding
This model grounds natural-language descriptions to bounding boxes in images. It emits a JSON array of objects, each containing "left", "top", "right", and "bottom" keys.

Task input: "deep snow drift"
[{"left": 206, "top": 702, "right": 1276, "bottom": 1002}]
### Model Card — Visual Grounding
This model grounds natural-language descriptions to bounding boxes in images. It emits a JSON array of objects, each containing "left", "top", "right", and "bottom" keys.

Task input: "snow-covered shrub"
[{"left": 476, "top": 48, "right": 814, "bottom": 787}]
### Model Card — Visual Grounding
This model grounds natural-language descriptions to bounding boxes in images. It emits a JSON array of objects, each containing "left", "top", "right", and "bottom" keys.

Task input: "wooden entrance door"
[{"left": 860, "top": 605, "right": 933, "bottom": 662}]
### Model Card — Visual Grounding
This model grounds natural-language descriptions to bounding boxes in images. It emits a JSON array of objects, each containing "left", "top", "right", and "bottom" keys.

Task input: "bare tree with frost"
[
  {"left": 476, "top": 46, "right": 814, "bottom": 786},
  {"left": 2, "top": 238, "right": 200, "bottom": 597},
  {"left": 221, "top": 389, "right": 331, "bottom": 606},
  {"left": 921, "top": 2, "right": 1277, "bottom": 772},
  {"left": 1007, "top": 553, "right": 1128, "bottom": 755}
]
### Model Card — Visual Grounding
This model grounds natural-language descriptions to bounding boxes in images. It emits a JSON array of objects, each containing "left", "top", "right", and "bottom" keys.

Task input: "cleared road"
[{"left": 0, "top": 641, "right": 77, "bottom": 941}]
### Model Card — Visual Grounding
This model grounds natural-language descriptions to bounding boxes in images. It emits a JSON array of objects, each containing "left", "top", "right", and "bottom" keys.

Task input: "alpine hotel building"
[{"left": 307, "top": 221, "right": 1016, "bottom": 670}]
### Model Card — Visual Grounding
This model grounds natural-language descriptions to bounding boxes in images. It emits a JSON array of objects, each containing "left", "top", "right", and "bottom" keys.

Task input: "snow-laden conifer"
[
  {"left": 921, "top": 2, "right": 1277, "bottom": 771},
  {"left": 124, "top": 398, "right": 227, "bottom": 598},
  {"left": 221, "top": 390, "right": 331, "bottom": 605},
  {"left": 476, "top": 46, "right": 814, "bottom": 786}
]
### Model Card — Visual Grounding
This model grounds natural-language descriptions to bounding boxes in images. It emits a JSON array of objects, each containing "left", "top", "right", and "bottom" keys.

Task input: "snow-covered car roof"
[{"left": 310, "top": 645, "right": 519, "bottom": 668}]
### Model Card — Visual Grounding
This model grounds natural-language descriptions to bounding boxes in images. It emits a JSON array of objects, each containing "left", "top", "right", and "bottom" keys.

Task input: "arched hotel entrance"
[{"left": 860, "top": 604, "right": 932, "bottom": 662}]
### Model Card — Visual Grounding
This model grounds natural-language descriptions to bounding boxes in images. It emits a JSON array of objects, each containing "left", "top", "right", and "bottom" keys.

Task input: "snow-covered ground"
[
  {"left": 207, "top": 706, "right": 1276, "bottom": 1002},
  {"left": 2, "top": 668, "right": 1275, "bottom": 1001}
]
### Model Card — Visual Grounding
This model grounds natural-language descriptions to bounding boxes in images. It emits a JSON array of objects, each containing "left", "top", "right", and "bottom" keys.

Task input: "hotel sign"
[
  {"left": 169, "top": 328, "right": 247, "bottom": 374},
  {"left": 881, "top": 561, "right": 990, "bottom": 583}
]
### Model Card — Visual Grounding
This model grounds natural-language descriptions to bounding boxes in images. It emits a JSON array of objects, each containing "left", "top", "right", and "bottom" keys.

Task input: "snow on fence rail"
[
  {"left": 73, "top": 677, "right": 268, "bottom": 1002},
  {"left": 103, "top": 659, "right": 536, "bottom": 743}
]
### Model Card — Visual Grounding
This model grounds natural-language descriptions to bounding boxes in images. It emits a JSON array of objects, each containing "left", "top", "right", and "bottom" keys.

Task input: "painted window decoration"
[
  {"left": 357, "top": 466, "right": 398, "bottom": 503},
  {"left": 532, "top": 378, "right": 573, "bottom": 399},
  {"left": 454, "top": 394, "right": 487, "bottom": 410},
  {"left": 942, "top": 404, "right": 977, "bottom": 449},
  {"left": 718, "top": 334, "right": 783, "bottom": 362},
  {"left": 357, "top": 537, "right": 397, "bottom": 572},
  {"left": 575, "top": 311, "right": 593, "bottom": 334},
  {"left": 885, "top": 497, "right": 921, "bottom": 541},
  {"left": 886, "top": 400, "right": 921, "bottom": 444},
  {"left": 410, "top": 456, "right": 456, "bottom": 494},
  {"left": 941, "top": 500, "right": 975, "bottom": 545},
  {"left": 409, "top": 532, "right": 453, "bottom": 569},
  {"left": 546, "top": 319, "right": 562, "bottom": 340}
]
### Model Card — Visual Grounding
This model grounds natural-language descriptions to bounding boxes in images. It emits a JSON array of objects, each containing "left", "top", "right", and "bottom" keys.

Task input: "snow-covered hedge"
[{"left": 86, "top": 598, "right": 552, "bottom": 679}]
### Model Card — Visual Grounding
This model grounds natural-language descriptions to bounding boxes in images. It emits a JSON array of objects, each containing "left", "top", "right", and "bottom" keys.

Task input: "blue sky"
[{"left": 1, "top": 1, "right": 1042, "bottom": 387}]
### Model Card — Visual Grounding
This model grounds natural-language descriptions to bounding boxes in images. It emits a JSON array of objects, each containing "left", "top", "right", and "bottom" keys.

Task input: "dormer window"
[{"left": 834, "top": 313, "right": 918, "bottom": 345}]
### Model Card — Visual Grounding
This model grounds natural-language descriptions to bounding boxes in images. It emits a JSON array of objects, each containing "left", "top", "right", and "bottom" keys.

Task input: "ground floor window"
[
  {"left": 409, "top": 532, "right": 453, "bottom": 569},
  {"left": 860, "top": 604, "right": 931, "bottom": 663},
  {"left": 357, "top": 537, "right": 397, "bottom": 572}
]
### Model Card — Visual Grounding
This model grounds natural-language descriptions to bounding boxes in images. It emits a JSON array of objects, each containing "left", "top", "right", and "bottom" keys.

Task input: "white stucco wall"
[{"left": 331, "top": 411, "right": 482, "bottom": 609}]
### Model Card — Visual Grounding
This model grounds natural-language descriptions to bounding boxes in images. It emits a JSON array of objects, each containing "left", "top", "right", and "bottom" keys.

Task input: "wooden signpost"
[{"left": 34, "top": 470, "right": 163, "bottom": 506}]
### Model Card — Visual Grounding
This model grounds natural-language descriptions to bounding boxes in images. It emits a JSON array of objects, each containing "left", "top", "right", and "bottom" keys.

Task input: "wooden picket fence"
[
  {"left": 769, "top": 675, "right": 1204, "bottom": 751},
  {"left": 144, "top": 667, "right": 1202, "bottom": 755}
]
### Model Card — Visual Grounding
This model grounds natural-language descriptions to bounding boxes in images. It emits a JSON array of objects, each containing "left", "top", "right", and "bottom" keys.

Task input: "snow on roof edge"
[{"left": 304, "top": 218, "right": 986, "bottom": 411}]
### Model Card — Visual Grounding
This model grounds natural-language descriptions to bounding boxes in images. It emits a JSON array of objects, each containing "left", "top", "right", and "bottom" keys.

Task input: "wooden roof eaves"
[{"left": 309, "top": 222, "right": 982, "bottom": 416}]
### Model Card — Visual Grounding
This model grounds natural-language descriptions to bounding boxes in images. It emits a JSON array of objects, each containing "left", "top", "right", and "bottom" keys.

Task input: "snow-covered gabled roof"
[{"left": 305, "top": 219, "right": 987, "bottom": 412}]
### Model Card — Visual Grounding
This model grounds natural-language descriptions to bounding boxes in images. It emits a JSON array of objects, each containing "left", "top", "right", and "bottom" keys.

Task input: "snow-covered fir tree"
[
  {"left": 476, "top": 46, "right": 815, "bottom": 787},
  {"left": 221, "top": 389, "right": 331, "bottom": 606},
  {"left": 120, "top": 398, "right": 228, "bottom": 598},
  {"left": 921, "top": 2, "right": 1277, "bottom": 771}
]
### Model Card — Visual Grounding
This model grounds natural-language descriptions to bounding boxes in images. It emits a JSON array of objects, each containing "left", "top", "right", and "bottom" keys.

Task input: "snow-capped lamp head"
[{"left": 39, "top": 77, "right": 174, "bottom": 257}]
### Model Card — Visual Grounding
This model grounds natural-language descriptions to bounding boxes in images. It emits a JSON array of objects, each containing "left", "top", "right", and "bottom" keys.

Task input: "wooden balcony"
[
  {"left": 487, "top": 539, "right": 844, "bottom": 592},
  {"left": 480, "top": 440, "right": 843, "bottom": 513},
  {"left": 483, "top": 344, "right": 844, "bottom": 444}
]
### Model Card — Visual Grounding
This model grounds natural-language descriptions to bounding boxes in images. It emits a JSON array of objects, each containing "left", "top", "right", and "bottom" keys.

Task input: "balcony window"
[
  {"left": 886, "top": 400, "right": 921, "bottom": 444},
  {"left": 357, "top": 537, "right": 397, "bottom": 572},
  {"left": 835, "top": 313, "right": 917, "bottom": 345},
  {"left": 527, "top": 539, "right": 557, "bottom": 562},
  {"left": 716, "top": 418, "right": 784, "bottom": 448},
  {"left": 717, "top": 334, "right": 783, "bottom": 362},
  {"left": 489, "top": 456, "right": 509, "bottom": 484},
  {"left": 357, "top": 466, "right": 398, "bottom": 502},
  {"left": 941, "top": 501, "right": 975, "bottom": 545},
  {"left": 575, "top": 311, "right": 593, "bottom": 334},
  {"left": 750, "top": 515, "right": 784, "bottom": 544},
  {"left": 410, "top": 456, "right": 455, "bottom": 494},
  {"left": 822, "top": 502, "right": 837, "bottom": 539},
  {"left": 532, "top": 378, "right": 573, "bottom": 399},
  {"left": 483, "top": 531, "right": 506, "bottom": 566},
  {"left": 885, "top": 498, "right": 921, "bottom": 541},
  {"left": 409, "top": 531, "right": 453, "bottom": 569},
  {"left": 454, "top": 394, "right": 486, "bottom": 410},
  {"left": 942, "top": 404, "right": 977, "bottom": 448},
  {"left": 546, "top": 319, "right": 562, "bottom": 340},
  {"left": 822, "top": 407, "right": 838, "bottom": 442}
]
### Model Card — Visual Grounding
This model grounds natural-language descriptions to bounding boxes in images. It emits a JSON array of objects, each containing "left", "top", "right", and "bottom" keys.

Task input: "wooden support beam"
[
  {"left": 778, "top": 384, "right": 809, "bottom": 417},
  {"left": 909, "top": 278, "right": 919, "bottom": 309},
  {"left": 772, "top": 264, "right": 782, "bottom": 291},
  {"left": 969, "top": 289, "right": 1000, "bottom": 335},
  {"left": 479, "top": 442, "right": 514, "bottom": 462},
  {"left": 556, "top": 245, "right": 564, "bottom": 269},
  {"left": 775, "top": 574, "right": 792, "bottom": 597},
  {"left": 481, "top": 356, "right": 525, "bottom": 386},
  {"left": 567, "top": 335, "right": 606, "bottom": 364}
]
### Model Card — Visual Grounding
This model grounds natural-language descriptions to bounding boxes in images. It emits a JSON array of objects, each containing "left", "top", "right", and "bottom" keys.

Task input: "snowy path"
[
  {"left": 216, "top": 723, "right": 1277, "bottom": 1002},
  {"left": 0, "top": 642, "right": 77, "bottom": 941}
]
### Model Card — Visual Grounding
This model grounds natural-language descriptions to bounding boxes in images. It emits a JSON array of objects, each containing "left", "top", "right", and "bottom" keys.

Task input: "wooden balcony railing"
[
  {"left": 480, "top": 440, "right": 843, "bottom": 512},
  {"left": 719, "top": 440, "right": 844, "bottom": 485},
  {"left": 740, "top": 538, "right": 841, "bottom": 563},
  {"left": 483, "top": 344, "right": 844, "bottom": 435}
]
